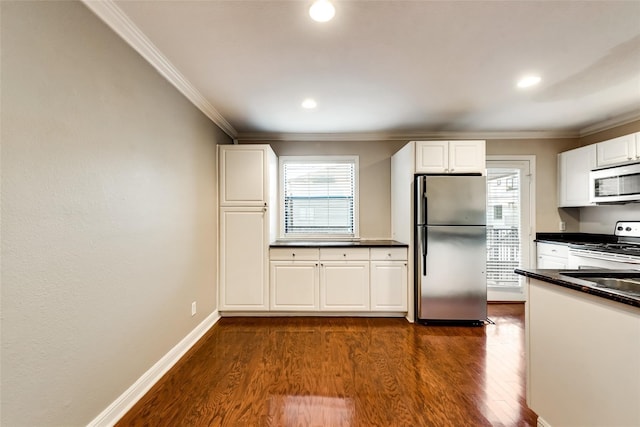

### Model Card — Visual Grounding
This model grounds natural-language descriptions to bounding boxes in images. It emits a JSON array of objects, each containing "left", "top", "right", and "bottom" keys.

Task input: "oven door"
[
  {"left": 568, "top": 249, "right": 640, "bottom": 270},
  {"left": 590, "top": 163, "right": 640, "bottom": 203}
]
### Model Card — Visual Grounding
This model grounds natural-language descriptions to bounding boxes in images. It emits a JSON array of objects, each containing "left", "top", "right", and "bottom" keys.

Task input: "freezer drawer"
[{"left": 417, "top": 225, "right": 487, "bottom": 321}]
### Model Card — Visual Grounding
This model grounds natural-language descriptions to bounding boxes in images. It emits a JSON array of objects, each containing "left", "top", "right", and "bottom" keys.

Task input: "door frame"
[{"left": 486, "top": 155, "right": 536, "bottom": 302}]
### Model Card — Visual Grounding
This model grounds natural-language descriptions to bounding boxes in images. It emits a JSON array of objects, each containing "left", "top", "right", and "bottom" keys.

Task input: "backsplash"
[{"left": 579, "top": 204, "right": 640, "bottom": 234}]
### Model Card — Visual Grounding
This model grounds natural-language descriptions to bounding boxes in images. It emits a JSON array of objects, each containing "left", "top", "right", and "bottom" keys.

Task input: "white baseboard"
[
  {"left": 87, "top": 310, "right": 221, "bottom": 427},
  {"left": 537, "top": 416, "right": 552, "bottom": 427}
]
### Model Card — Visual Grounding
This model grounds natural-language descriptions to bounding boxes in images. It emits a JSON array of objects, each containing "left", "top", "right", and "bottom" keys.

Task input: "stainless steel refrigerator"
[{"left": 415, "top": 175, "right": 487, "bottom": 324}]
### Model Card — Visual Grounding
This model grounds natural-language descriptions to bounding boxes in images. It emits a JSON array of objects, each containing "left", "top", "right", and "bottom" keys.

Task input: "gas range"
[{"left": 570, "top": 221, "right": 640, "bottom": 264}]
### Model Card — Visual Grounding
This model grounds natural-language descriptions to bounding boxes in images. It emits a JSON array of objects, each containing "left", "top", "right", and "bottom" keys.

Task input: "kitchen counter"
[
  {"left": 270, "top": 239, "right": 408, "bottom": 248},
  {"left": 534, "top": 232, "right": 616, "bottom": 245},
  {"left": 515, "top": 268, "right": 640, "bottom": 308},
  {"left": 523, "top": 270, "right": 640, "bottom": 426}
]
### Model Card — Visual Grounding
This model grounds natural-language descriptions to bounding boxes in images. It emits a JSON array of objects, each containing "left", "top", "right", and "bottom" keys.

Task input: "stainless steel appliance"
[
  {"left": 590, "top": 162, "right": 640, "bottom": 204},
  {"left": 415, "top": 175, "right": 487, "bottom": 323},
  {"left": 568, "top": 221, "right": 640, "bottom": 270}
]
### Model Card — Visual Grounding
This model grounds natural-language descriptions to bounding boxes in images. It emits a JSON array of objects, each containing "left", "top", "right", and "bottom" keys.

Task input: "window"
[{"left": 280, "top": 156, "right": 358, "bottom": 238}]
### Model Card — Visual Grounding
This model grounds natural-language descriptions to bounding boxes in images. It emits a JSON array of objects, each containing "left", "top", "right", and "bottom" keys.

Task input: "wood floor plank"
[{"left": 117, "top": 304, "right": 537, "bottom": 426}]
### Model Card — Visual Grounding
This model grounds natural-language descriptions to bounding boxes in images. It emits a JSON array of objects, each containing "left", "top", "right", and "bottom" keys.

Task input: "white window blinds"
[{"left": 282, "top": 158, "right": 356, "bottom": 237}]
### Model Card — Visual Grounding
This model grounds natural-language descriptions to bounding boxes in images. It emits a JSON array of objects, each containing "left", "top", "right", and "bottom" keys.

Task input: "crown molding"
[
  {"left": 579, "top": 110, "right": 640, "bottom": 137},
  {"left": 81, "top": 0, "right": 237, "bottom": 138},
  {"left": 237, "top": 130, "right": 578, "bottom": 142}
]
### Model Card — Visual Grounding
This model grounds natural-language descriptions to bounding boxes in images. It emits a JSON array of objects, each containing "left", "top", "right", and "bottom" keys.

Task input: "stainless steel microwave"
[{"left": 590, "top": 162, "right": 640, "bottom": 203}]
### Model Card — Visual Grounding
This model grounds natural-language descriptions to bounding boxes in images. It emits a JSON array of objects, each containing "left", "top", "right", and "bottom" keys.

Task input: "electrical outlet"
[
  {"left": 191, "top": 301, "right": 197, "bottom": 316},
  {"left": 559, "top": 221, "right": 566, "bottom": 231}
]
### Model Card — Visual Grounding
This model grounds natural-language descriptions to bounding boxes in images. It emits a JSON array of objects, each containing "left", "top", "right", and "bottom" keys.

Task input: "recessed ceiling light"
[
  {"left": 302, "top": 98, "right": 317, "bottom": 109},
  {"left": 309, "top": 0, "right": 335, "bottom": 22},
  {"left": 517, "top": 75, "right": 542, "bottom": 89}
]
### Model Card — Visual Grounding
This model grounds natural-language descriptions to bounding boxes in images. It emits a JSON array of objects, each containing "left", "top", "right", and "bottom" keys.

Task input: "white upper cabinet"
[
  {"left": 558, "top": 144, "right": 596, "bottom": 207},
  {"left": 415, "top": 141, "right": 449, "bottom": 172},
  {"left": 219, "top": 145, "right": 277, "bottom": 206},
  {"left": 596, "top": 133, "right": 639, "bottom": 167},
  {"left": 415, "top": 140, "right": 485, "bottom": 174}
]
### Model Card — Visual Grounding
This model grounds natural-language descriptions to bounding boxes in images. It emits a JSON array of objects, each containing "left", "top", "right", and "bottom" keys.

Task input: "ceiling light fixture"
[
  {"left": 309, "top": 0, "right": 335, "bottom": 22},
  {"left": 517, "top": 75, "right": 542, "bottom": 89},
  {"left": 301, "top": 98, "right": 317, "bottom": 109}
]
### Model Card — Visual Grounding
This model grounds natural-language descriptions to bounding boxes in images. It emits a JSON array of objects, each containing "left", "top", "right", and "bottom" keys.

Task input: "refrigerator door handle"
[
  {"left": 423, "top": 195, "right": 428, "bottom": 226},
  {"left": 421, "top": 227, "right": 427, "bottom": 276}
]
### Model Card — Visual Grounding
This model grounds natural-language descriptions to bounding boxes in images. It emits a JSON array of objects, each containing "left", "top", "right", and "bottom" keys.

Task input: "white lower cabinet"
[
  {"left": 370, "top": 261, "right": 408, "bottom": 311},
  {"left": 536, "top": 242, "right": 569, "bottom": 269},
  {"left": 370, "top": 247, "right": 408, "bottom": 311},
  {"left": 320, "top": 261, "right": 370, "bottom": 311},
  {"left": 219, "top": 207, "right": 269, "bottom": 311},
  {"left": 270, "top": 262, "right": 319, "bottom": 310},
  {"left": 268, "top": 246, "right": 408, "bottom": 313}
]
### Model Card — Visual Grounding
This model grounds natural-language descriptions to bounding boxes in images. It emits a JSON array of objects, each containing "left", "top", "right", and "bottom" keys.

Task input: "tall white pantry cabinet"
[{"left": 218, "top": 145, "right": 277, "bottom": 311}]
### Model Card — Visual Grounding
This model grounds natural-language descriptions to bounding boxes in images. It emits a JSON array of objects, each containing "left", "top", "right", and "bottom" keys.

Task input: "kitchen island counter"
[
  {"left": 515, "top": 268, "right": 640, "bottom": 308},
  {"left": 521, "top": 269, "right": 640, "bottom": 426}
]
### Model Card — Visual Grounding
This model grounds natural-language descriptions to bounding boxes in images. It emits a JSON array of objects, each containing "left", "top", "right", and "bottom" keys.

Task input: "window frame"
[{"left": 278, "top": 155, "right": 359, "bottom": 240}]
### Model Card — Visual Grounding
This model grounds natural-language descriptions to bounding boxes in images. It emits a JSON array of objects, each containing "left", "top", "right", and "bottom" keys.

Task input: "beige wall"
[
  {"left": 255, "top": 138, "right": 583, "bottom": 236},
  {"left": 578, "top": 119, "right": 640, "bottom": 146},
  {"left": 1, "top": 2, "right": 230, "bottom": 425},
  {"left": 487, "top": 138, "right": 581, "bottom": 232},
  {"left": 259, "top": 140, "right": 408, "bottom": 239}
]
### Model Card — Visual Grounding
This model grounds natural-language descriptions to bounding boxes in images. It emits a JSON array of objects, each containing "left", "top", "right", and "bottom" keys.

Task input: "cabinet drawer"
[
  {"left": 320, "top": 248, "right": 370, "bottom": 261},
  {"left": 537, "top": 242, "right": 569, "bottom": 258},
  {"left": 370, "top": 247, "right": 408, "bottom": 261},
  {"left": 270, "top": 248, "right": 319, "bottom": 261}
]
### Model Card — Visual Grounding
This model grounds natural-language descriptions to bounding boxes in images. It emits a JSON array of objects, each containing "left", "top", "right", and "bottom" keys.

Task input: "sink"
[
  {"left": 588, "top": 278, "right": 640, "bottom": 296},
  {"left": 559, "top": 270, "right": 640, "bottom": 298}
]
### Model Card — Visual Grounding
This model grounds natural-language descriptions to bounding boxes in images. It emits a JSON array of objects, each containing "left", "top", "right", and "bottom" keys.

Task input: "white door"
[
  {"left": 486, "top": 158, "right": 534, "bottom": 302},
  {"left": 219, "top": 207, "right": 268, "bottom": 310}
]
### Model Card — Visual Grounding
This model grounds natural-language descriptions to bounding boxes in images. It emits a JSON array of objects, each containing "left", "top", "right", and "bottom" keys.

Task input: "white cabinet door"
[
  {"left": 558, "top": 144, "right": 596, "bottom": 207},
  {"left": 449, "top": 140, "right": 486, "bottom": 174},
  {"left": 415, "top": 140, "right": 485, "bottom": 174},
  {"left": 370, "top": 261, "right": 407, "bottom": 311},
  {"left": 219, "top": 145, "right": 268, "bottom": 206},
  {"left": 415, "top": 141, "right": 448, "bottom": 173},
  {"left": 596, "top": 134, "right": 636, "bottom": 167},
  {"left": 536, "top": 255, "right": 567, "bottom": 269},
  {"left": 270, "top": 261, "right": 319, "bottom": 310},
  {"left": 536, "top": 242, "right": 569, "bottom": 269},
  {"left": 219, "top": 207, "right": 268, "bottom": 310},
  {"left": 320, "top": 262, "right": 370, "bottom": 311}
]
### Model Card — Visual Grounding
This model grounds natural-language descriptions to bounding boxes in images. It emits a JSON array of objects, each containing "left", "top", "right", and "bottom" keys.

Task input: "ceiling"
[{"left": 88, "top": 1, "right": 640, "bottom": 139}]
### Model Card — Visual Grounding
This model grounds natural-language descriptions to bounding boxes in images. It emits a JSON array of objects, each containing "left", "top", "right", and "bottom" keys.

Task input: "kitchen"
[{"left": 2, "top": 1, "right": 640, "bottom": 426}]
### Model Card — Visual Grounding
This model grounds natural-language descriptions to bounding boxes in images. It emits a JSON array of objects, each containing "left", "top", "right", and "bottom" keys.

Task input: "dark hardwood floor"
[{"left": 117, "top": 304, "right": 537, "bottom": 426}]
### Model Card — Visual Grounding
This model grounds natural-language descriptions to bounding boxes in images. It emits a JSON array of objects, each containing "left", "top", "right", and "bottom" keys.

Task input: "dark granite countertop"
[
  {"left": 270, "top": 239, "right": 408, "bottom": 248},
  {"left": 515, "top": 268, "right": 640, "bottom": 308},
  {"left": 535, "top": 232, "right": 617, "bottom": 246}
]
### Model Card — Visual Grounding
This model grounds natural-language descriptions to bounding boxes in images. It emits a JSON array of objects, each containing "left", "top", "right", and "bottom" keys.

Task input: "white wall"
[{"left": 1, "top": 1, "right": 229, "bottom": 425}]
